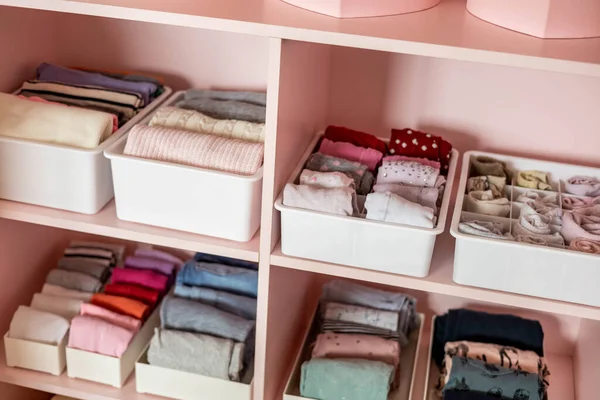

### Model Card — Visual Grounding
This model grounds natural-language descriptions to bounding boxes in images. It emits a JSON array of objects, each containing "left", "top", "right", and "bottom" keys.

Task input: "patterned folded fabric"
[
  {"left": 183, "top": 89, "right": 266, "bottom": 106},
  {"left": 318, "top": 138, "right": 383, "bottom": 172},
  {"left": 389, "top": 128, "right": 453, "bottom": 172},
  {"left": 306, "top": 153, "right": 374, "bottom": 195},
  {"left": 149, "top": 106, "right": 265, "bottom": 142},
  {"left": 175, "top": 97, "right": 266, "bottom": 123},
  {"left": 300, "top": 170, "right": 355, "bottom": 190},
  {"left": 312, "top": 333, "right": 400, "bottom": 367},
  {"left": 124, "top": 125, "right": 264, "bottom": 176}
]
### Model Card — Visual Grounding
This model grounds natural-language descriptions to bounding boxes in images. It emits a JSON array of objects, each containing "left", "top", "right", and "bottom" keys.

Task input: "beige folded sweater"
[
  {"left": 0, "top": 93, "right": 113, "bottom": 149},
  {"left": 149, "top": 106, "right": 265, "bottom": 143}
]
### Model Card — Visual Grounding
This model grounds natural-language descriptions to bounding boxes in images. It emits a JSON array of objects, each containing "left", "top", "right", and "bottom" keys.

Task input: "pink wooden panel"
[
  {"left": 1, "top": 383, "right": 51, "bottom": 400},
  {"left": 573, "top": 318, "right": 600, "bottom": 399},
  {"left": 0, "top": 7, "right": 60, "bottom": 92},
  {"left": 52, "top": 13, "right": 269, "bottom": 91},
  {"left": 328, "top": 47, "right": 600, "bottom": 167}
]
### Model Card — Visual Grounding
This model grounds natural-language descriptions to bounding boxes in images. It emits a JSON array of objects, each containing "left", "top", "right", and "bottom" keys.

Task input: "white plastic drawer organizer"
[
  {"left": 284, "top": 307, "right": 425, "bottom": 400},
  {"left": 4, "top": 331, "right": 67, "bottom": 376},
  {"left": 451, "top": 151, "right": 600, "bottom": 307},
  {"left": 0, "top": 87, "right": 172, "bottom": 214},
  {"left": 275, "top": 135, "right": 458, "bottom": 277},
  {"left": 105, "top": 91, "right": 263, "bottom": 242}
]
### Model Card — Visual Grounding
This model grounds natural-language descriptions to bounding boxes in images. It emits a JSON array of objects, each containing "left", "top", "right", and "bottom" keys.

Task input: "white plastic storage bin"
[
  {"left": 451, "top": 151, "right": 600, "bottom": 307},
  {"left": 275, "top": 135, "right": 458, "bottom": 277},
  {"left": 65, "top": 304, "right": 160, "bottom": 387},
  {"left": 0, "top": 87, "right": 172, "bottom": 214},
  {"left": 284, "top": 308, "right": 425, "bottom": 400},
  {"left": 104, "top": 91, "right": 263, "bottom": 242},
  {"left": 135, "top": 346, "right": 253, "bottom": 400},
  {"left": 4, "top": 332, "right": 67, "bottom": 375}
]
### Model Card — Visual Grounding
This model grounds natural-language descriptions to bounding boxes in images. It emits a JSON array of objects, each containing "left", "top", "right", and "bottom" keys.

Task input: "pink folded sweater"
[
  {"left": 318, "top": 138, "right": 383, "bottom": 172},
  {"left": 80, "top": 303, "right": 141, "bottom": 332},
  {"left": 124, "top": 125, "right": 264, "bottom": 176},
  {"left": 68, "top": 314, "right": 135, "bottom": 357}
]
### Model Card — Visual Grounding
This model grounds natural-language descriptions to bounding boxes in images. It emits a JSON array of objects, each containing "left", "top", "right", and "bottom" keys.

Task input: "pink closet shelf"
[
  {"left": 0, "top": 343, "right": 151, "bottom": 400},
  {"left": 0, "top": 200, "right": 260, "bottom": 262},
  {"left": 270, "top": 232, "right": 600, "bottom": 321},
  {"left": 2, "top": 0, "right": 600, "bottom": 76}
]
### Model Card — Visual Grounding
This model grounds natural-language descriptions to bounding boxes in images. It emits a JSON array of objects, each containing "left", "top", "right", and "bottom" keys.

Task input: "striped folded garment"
[
  {"left": 149, "top": 106, "right": 265, "bottom": 143},
  {"left": 124, "top": 125, "right": 264, "bottom": 176},
  {"left": 18, "top": 80, "right": 143, "bottom": 124}
]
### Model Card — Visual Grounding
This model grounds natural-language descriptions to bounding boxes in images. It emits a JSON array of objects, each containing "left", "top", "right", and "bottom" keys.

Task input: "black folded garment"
[
  {"left": 433, "top": 308, "right": 544, "bottom": 367},
  {"left": 444, "top": 390, "right": 501, "bottom": 400}
]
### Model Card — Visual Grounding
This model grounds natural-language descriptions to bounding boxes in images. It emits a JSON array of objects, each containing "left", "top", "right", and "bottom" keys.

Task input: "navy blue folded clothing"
[
  {"left": 194, "top": 252, "right": 258, "bottom": 270},
  {"left": 433, "top": 309, "right": 544, "bottom": 367}
]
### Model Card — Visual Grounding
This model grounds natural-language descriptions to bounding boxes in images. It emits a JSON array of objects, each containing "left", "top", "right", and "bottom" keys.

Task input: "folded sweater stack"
[
  {"left": 300, "top": 280, "right": 419, "bottom": 400},
  {"left": 67, "top": 248, "right": 181, "bottom": 358},
  {"left": 147, "top": 252, "right": 258, "bottom": 382},
  {"left": 123, "top": 89, "right": 266, "bottom": 176},
  {"left": 8, "top": 242, "right": 125, "bottom": 347},
  {"left": 0, "top": 63, "right": 164, "bottom": 149},
  {"left": 283, "top": 126, "right": 453, "bottom": 229}
]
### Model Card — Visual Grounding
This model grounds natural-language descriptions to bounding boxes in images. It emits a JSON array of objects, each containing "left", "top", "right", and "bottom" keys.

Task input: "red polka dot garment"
[{"left": 388, "top": 128, "right": 452, "bottom": 172}]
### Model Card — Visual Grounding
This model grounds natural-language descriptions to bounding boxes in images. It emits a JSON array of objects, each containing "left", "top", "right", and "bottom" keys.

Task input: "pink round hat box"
[
  {"left": 467, "top": 0, "right": 600, "bottom": 39},
  {"left": 281, "top": 0, "right": 440, "bottom": 18}
]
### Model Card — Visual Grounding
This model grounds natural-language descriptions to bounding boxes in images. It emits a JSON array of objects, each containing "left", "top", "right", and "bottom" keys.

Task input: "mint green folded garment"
[{"left": 300, "top": 358, "right": 393, "bottom": 400}]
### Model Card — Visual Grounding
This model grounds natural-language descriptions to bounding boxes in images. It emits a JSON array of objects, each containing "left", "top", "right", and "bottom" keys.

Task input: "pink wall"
[{"left": 328, "top": 47, "right": 600, "bottom": 167}]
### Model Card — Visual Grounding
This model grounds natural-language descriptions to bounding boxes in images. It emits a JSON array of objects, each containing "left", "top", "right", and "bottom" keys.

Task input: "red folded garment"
[
  {"left": 103, "top": 283, "right": 160, "bottom": 307},
  {"left": 388, "top": 128, "right": 452, "bottom": 172},
  {"left": 110, "top": 267, "right": 169, "bottom": 293},
  {"left": 324, "top": 126, "right": 388, "bottom": 155}
]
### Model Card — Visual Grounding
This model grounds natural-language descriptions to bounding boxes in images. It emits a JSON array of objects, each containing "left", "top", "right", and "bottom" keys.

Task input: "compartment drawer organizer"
[
  {"left": 0, "top": 87, "right": 172, "bottom": 214},
  {"left": 451, "top": 151, "right": 600, "bottom": 307},
  {"left": 105, "top": 91, "right": 263, "bottom": 242},
  {"left": 275, "top": 134, "right": 458, "bottom": 277},
  {"left": 4, "top": 332, "right": 67, "bottom": 376}
]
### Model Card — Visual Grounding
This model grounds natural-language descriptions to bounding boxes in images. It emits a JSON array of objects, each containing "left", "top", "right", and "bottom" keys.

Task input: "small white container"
[
  {"left": 65, "top": 304, "right": 160, "bottom": 387},
  {"left": 284, "top": 308, "right": 425, "bottom": 400},
  {"left": 135, "top": 346, "right": 253, "bottom": 400},
  {"left": 274, "top": 135, "right": 458, "bottom": 277},
  {"left": 104, "top": 91, "right": 263, "bottom": 242},
  {"left": 451, "top": 151, "right": 600, "bottom": 307},
  {"left": 4, "top": 332, "right": 67, "bottom": 375},
  {"left": 0, "top": 87, "right": 172, "bottom": 214}
]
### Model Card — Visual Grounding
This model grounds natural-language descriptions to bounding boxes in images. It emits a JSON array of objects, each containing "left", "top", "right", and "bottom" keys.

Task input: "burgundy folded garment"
[
  {"left": 110, "top": 267, "right": 169, "bottom": 293},
  {"left": 324, "top": 125, "right": 388, "bottom": 155},
  {"left": 103, "top": 282, "right": 161, "bottom": 307}
]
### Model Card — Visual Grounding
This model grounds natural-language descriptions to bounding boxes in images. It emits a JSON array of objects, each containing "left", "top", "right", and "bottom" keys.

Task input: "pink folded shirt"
[
  {"left": 318, "top": 138, "right": 383, "bottom": 172},
  {"left": 376, "top": 160, "right": 439, "bottom": 187},
  {"left": 383, "top": 155, "right": 441, "bottom": 170},
  {"left": 124, "top": 256, "right": 175, "bottom": 276},
  {"left": 312, "top": 333, "right": 400, "bottom": 367},
  {"left": 68, "top": 314, "right": 135, "bottom": 357},
  {"left": 111, "top": 267, "right": 169, "bottom": 292},
  {"left": 80, "top": 303, "right": 142, "bottom": 332}
]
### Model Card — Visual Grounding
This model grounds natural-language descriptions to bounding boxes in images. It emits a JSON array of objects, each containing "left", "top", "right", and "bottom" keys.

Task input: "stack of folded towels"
[
  {"left": 122, "top": 89, "right": 266, "bottom": 177},
  {"left": 283, "top": 126, "right": 453, "bottom": 228},
  {"left": 300, "top": 280, "right": 419, "bottom": 400},
  {"left": 460, "top": 155, "right": 600, "bottom": 254},
  {"left": 0, "top": 63, "right": 164, "bottom": 149},
  {"left": 147, "top": 252, "right": 258, "bottom": 382},
  {"left": 8, "top": 241, "right": 124, "bottom": 348},
  {"left": 67, "top": 248, "right": 181, "bottom": 358},
  {"left": 433, "top": 309, "right": 549, "bottom": 400}
]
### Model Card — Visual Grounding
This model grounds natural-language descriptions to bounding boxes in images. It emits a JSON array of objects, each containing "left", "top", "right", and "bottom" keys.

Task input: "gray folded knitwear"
[
  {"left": 174, "top": 285, "right": 257, "bottom": 320},
  {"left": 160, "top": 295, "right": 255, "bottom": 343},
  {"left": 57, "top": 257, "right": 110, "bottom": 280},
  {"left": 148, "top": 328, "right": 245, "bottom": 381},
  {"left": 183, "top": 90, "right": 267, "bottom": 107},
  {"left": 45, "top": 269, "right": 102, "bottom": 293},
  {"left": 175, "top": 97, "right": 266, "bottom": 124}
]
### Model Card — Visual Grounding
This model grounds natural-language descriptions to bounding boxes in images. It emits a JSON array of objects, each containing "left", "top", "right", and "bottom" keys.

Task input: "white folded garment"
[
  {"left": 365, "top": 192, "right": 435, "bottom": 228},
  {"left": 9, "top": 306, "right": 69, "bottom": 345},
  {"left": 30, "top": 292, "right": 83, "bottom": 320}
]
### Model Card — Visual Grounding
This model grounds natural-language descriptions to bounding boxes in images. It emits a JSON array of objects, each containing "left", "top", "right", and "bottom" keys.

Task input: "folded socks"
[{"left": 148, "top": 328, "right": 245, "bottom": 381}]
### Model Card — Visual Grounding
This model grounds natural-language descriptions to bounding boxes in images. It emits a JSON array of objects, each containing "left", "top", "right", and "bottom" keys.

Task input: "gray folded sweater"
[
  {"left": 175, "top": 97, "right": 266, "bottom": 123},
  {"left": 183, "top": 89, "right": 266, "bottom": 107},
  {"left": 174, "top": 285, "right": 257, "bottom": 320},
  {"left": 45, "top": 269, "right": 102, "bottom": 293}
]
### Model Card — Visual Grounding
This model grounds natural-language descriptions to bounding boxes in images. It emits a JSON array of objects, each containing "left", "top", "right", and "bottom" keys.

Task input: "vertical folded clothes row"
[
  {"left": 0, "top": 63, "right": 165, "bottom": 149},
  {"left": 8, "top": 242, "right": 124, "bottom": 348},
  {"left": 433, "top": 309, "right": 548, "bottom": 400},
  {"left": 283, "top": 126, "right": 453, "bottom": 228},
  {"left": 147, "top": 252, "right": 258, "bottom": 383},
  {"left": 123, "top": 89, "right": 267, "bottom": 176},
  {"left": 67, "top": 248, "right": 180, "bottom": 358},
  {"left": 300, "top": 280, "right": 419, "bottom": 400}
]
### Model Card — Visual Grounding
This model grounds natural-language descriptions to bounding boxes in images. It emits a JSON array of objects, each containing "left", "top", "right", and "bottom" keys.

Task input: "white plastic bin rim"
[
  {"left": 104, "top": 89, "right": 264, "bottom": 182},
  {"left": 274, "top": 134, "right": 458, "bottom": 235},
  {"left": 3, "top": 87, "right": 173, "bottom": 154},
  {"left": 450, "top": 150, "right": 600, "bottom": 261}
]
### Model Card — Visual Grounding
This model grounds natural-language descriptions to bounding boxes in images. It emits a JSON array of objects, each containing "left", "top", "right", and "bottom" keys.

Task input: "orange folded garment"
[{"left": 91, "top": 293, "right": 149, "bottom": 320}]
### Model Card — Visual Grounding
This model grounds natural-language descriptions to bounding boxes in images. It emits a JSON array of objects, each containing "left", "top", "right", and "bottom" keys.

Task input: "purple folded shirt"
[
  {"left": 36, "top": 63, "right": 157, "bottom": 105},
  {"left": 134, "top": 248, "right": 184, "bottom": 266},
  {"left": 124, "top": 256, "right": 176, "bottom": 276}
]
